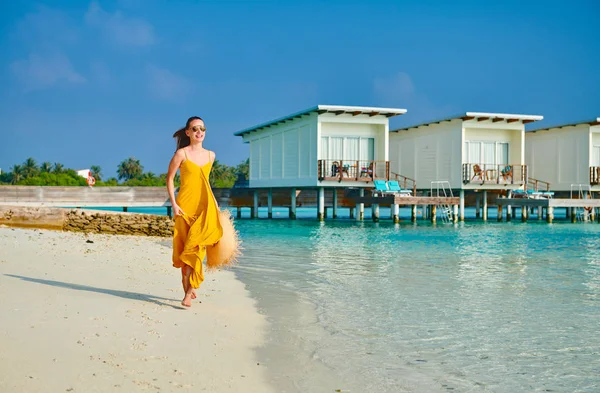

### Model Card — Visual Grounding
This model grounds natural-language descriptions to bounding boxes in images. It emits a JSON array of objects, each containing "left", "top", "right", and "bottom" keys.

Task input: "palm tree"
[
  {"left": 40, "top": 162, "right": 52, "bottom": 173},
  {"left": 117, "top": 157, "right": 143, "bottom": 181},
  {"left": 90, "top": 165, "right": 103, "bottom": 181},
  {"left": 52, "top": 163, "right": 64, "bottom": 174},
  {"left": 11, "top": 164, "right": 23, "bottom": 184},
  {"left": 22, "top": 157, "right": 39, "bottom": 178}
]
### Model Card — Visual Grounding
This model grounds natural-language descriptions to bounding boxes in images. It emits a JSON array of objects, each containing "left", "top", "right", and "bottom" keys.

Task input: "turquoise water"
[
  {"left": 233, "top": 220, "right": 600, "bottom": 393},
  {"left": 94, "top": 206, "right": 599, "bottom": 392}
]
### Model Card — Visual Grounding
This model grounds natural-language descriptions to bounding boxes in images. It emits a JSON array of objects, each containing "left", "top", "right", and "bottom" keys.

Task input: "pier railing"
[
  {"left": 318, "top": 159, "right": 389, "bottom": 182},
  {"left": 462, "top": 163, "right": 527, "bottom": 185},
  {"left": 528, "top": 177, "right": 551, "bottom": 191},
  {"left": 391, "top": 172, "right": 417, "bottom": 195},
  {"left": 591, "top": 166, "right": 600, "bottom": 185}
]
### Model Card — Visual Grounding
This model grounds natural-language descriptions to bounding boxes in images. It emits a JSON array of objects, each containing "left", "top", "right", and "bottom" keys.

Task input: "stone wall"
[{"left": 0, "top": 206, "right": 174, "bottom": 237}]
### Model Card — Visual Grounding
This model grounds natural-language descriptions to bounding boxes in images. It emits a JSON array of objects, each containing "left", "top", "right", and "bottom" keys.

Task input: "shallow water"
[
  {"left": 233, "top": 220, "right": 600, "bottom": 393},
  {"left": 94, "top": 205, "right": 600, "bottom": 392}
]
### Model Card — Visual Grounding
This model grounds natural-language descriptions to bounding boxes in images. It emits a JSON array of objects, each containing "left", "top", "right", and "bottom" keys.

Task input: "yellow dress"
[{"left": 172, "top": 154, "right": 223, "bottom": 289}]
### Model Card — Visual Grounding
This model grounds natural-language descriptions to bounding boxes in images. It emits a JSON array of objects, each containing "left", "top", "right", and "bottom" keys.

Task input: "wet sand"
[{"left": 0, "top": 226, "right": 274, "bottom": 393}]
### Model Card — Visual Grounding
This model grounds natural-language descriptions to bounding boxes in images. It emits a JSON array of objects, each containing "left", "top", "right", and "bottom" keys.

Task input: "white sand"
[{"left": 0, "top": 226, "right": 274, "bottom": 393}]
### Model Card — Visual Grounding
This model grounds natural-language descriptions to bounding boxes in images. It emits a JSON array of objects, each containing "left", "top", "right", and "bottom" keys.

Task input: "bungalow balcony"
[
  {"left": 318, "top": 159, "right": 390, "bottom": 182},
  {"left": 462, "top": 163, "right": 527, "bottom": 186},
  {"left": 591, "top": 166, "right": 600, "bottom": 186}
]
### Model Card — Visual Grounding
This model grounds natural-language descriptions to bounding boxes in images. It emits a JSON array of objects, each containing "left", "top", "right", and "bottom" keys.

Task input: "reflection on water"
[{"left": 233, "top": 220, "right": 600, "bottom": 393}]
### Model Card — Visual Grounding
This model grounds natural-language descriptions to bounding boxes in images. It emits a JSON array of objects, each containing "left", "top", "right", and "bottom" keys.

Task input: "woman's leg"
[
  {"left": 181, "top": 267, "right": 196, "bottom": 299},
  {"left": 181, "top": 265, "right": 195, "bottom": 307}
]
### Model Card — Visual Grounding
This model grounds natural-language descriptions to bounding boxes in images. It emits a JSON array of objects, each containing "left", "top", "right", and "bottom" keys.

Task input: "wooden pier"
[
  {"left": 496, "top": 198, "right": 600, "bottom": 223},
  {"left": 351, "top": 195, "right": 460, "bottom": 223},
  {"left": 1, "top": 186, "right": 598, "bottom": 224}
]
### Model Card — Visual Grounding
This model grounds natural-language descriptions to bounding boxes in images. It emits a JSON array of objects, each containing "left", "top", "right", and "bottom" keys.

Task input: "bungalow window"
[
  {"left": 321, "top": 136, "right": 375, "bottom": 162},
  {"left": 593, "top": 146, "right": 600, "bottom": 166},
  {"left": 464, "top": 141, "right": 509, "bottom": 166}
]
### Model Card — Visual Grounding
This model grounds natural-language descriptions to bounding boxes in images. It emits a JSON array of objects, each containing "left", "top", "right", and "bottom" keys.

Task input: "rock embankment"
[{"left": 0, "top": 206, "right": 173, "bottom": 237}]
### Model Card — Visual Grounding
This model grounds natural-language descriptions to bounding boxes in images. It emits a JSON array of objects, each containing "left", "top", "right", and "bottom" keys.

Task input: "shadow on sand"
[{"left": 4, "top": 274, "right": 185, "bottom": 310}]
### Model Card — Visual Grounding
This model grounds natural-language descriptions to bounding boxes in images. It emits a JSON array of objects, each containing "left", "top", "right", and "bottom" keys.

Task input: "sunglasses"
[{"left": 190, "top": 125, "right": 206, "bottom": 132}]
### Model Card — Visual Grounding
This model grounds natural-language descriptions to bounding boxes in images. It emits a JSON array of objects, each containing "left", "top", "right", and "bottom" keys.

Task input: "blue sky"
[{"left": 1, "top": 0, "right": 598, "bottom": 178}]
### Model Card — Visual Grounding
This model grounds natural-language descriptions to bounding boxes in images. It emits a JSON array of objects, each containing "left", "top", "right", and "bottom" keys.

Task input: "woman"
[{"left": 167, "top": 116, "right": 223, "bottom": 307}]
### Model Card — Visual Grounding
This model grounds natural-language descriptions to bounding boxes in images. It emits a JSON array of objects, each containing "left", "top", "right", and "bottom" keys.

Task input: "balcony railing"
[
  {"left": 462, "top": 163, "right": 527, "bottom": 185},
  {"left": 591, "top": 166, "right": 600, "bottom": 185},
  {"left": 391, "top": 172, "right": 417, "bottom": 195},
  {"left": 318, "top": 159, "right": 389, "bottom": 182},
  {"left": 528, "top": 177, "right": 551, "bottom": 191}
]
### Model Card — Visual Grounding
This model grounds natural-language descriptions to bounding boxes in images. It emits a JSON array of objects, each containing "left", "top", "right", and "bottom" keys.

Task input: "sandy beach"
[{"left": 0, "top": 226, "right": 274, "bottom": 393}]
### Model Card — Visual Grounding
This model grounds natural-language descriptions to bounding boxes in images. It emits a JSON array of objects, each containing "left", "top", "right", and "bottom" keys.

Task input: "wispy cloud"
[
  {"left": 145, "top": 64, "right": 189, "bottom": 100},
  {"left": 11, "top": 5, "right": 79, "bottom": 48},
  {"left": 11, "top": 52, "right": 86, "bottom": 91},
  {"left": 84, "top": 1, "right": 154, "bottom": 47}
]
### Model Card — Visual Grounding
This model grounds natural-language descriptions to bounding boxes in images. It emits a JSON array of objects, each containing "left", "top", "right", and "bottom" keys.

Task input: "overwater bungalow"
[
  {"left": 234, "top": 105, "right": 407, "bottom": 219},
  {"left": 235, "top": 104, "right": 407, "bottom": 188},
  {"left": 526, "top": 118, "right": 600, "bottom": 194},
  {"left": 389, "top": 112, "right": 543, "bottom": 219}
]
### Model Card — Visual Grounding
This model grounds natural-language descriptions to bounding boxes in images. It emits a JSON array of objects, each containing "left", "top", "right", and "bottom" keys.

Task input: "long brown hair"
[{"left": 173, "top": 116, "right": 204, "bottom": 150}]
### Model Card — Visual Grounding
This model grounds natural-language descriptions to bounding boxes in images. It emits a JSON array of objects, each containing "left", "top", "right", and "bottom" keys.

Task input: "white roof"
[
  {"left": 391, "top": 112, "right": 543, "bottom": 132},
  {"left": 528, "top": 117, "right": 600, "bottom": 133},
  {"left": 234, "top": 105, "right": 407, "bottom": 136}
]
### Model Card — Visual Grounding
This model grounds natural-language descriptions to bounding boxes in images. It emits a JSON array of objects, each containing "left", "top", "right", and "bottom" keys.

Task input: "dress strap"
[{"left": 183, "top": 148, "right": 188, "bottom": 161}]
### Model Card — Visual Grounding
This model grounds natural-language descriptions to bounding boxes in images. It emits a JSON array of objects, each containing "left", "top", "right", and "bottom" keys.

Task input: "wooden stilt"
[
  {"left": 289, "top": 188, "right": 297, "bottom": 219},
  {"left": 268, "top": 188, "right": 273, "bottom": 219},
  {"left": 332, "top": 188, "right": 338, "bottom": 219},
  {"left": 459, "top": 190, "right": 465, "bottom": 221},
  {"left": 252, "top": 190, "right": 258, "bottom": 219}
]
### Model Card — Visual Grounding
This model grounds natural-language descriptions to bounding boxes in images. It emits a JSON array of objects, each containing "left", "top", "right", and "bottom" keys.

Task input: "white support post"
[
  {"left": 482, "top": 190, "right": 488, "bottom": 221},
  {"left": 317, "top": 187, "right": 325, "bottom": 221},
  {"left": 358, "top": 188, "right": 365, "bottom": 221},
  {"left": 372, "top": 204, "right": 380, "bottom": 222},
  {"left": 392, "top": 204, "right": 400, "bottom": 223}
]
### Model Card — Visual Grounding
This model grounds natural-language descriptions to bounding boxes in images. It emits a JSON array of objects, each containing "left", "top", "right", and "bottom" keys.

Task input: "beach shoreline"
[{"left": 0, "top": 226, "right": 274, "bottom": 393}]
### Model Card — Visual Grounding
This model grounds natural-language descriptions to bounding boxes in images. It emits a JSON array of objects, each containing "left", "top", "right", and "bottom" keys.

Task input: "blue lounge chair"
[
  {"left": 387, "top": 180, "right": 412, "bottom": 196},
  {"left": 371, "top": 180, "right": 392, "bottom": 196},
  {"left": 512, "top": 189, "right": 526, "bottom": 198}
]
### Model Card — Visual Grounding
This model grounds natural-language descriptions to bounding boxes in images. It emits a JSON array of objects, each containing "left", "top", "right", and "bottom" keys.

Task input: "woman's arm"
[{"left": 167, "top": 149, "right": 185, "bottom": 216}]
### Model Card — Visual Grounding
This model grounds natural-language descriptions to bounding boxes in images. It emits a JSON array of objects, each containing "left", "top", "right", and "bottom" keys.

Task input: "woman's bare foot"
[{"left": 181, "top": 291, "right": 193, "bottom": 307}]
